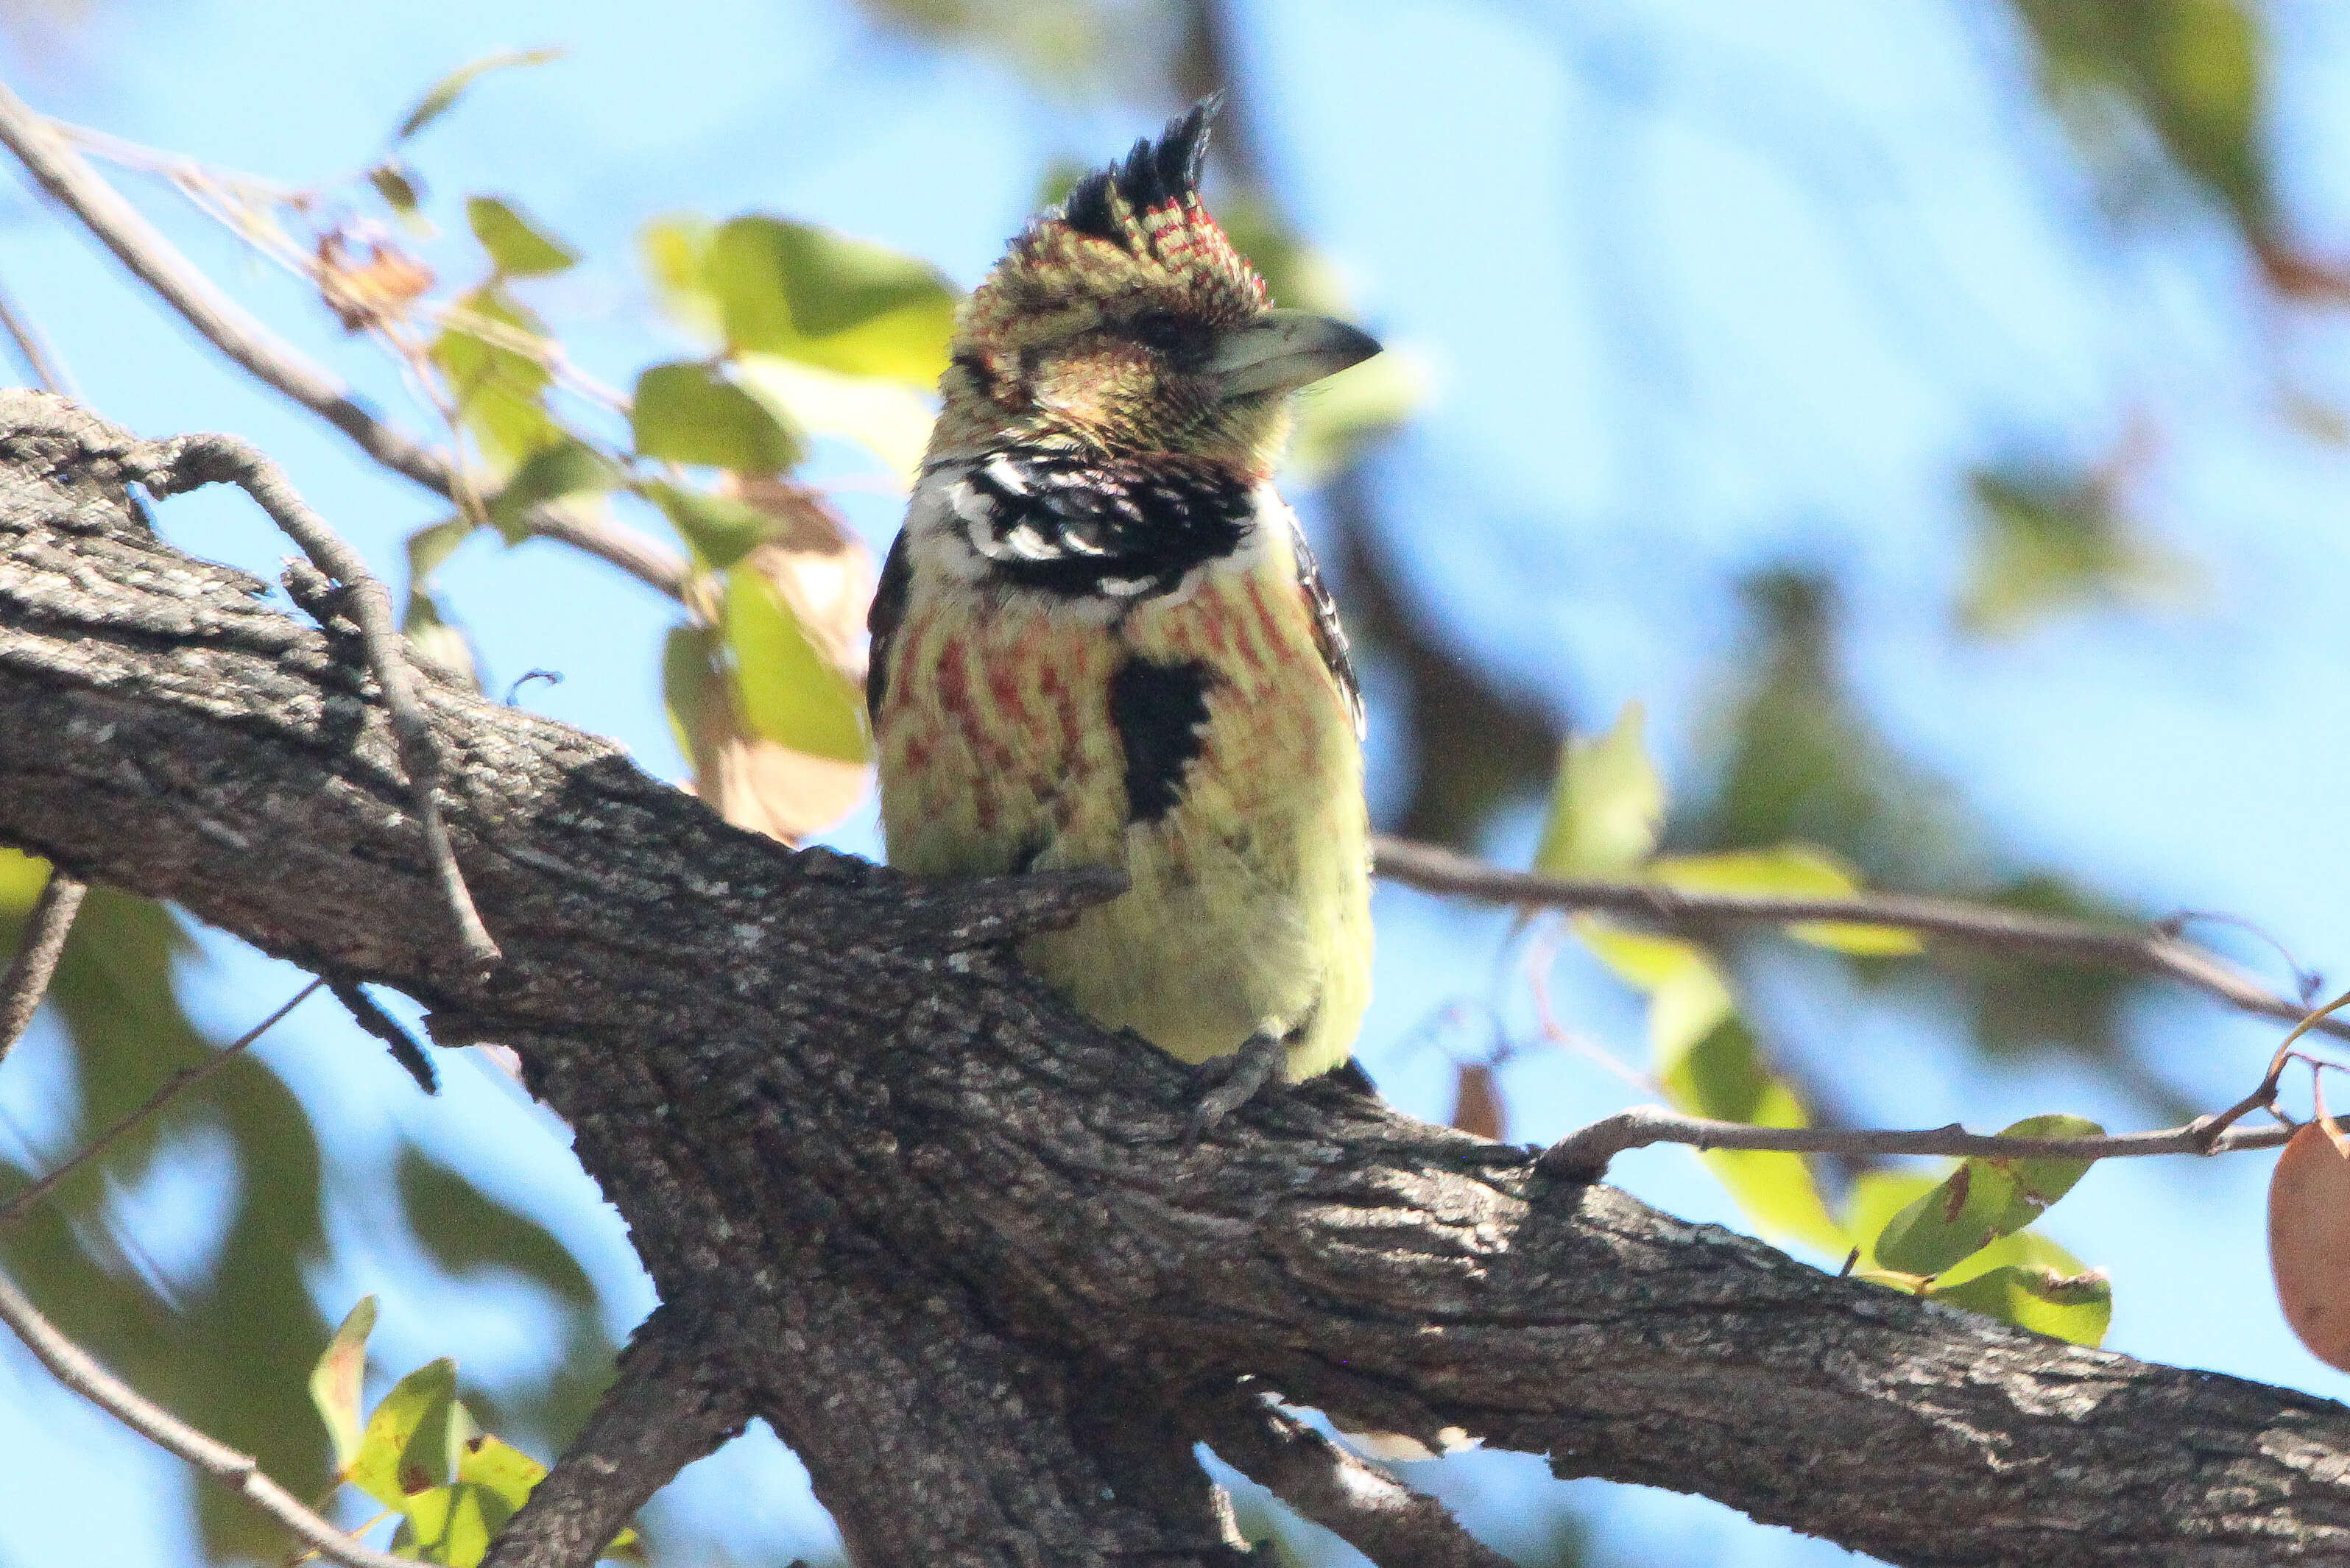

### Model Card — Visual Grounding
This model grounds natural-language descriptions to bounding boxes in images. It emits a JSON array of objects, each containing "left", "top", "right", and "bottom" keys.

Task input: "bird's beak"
[{"left": 1207, "top": 308, "right": 1382, "bottom": 401}]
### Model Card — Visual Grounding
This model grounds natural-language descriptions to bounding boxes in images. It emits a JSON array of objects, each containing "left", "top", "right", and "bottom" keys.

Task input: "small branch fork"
[
  {"left": 1541, "top": 1014, "right": 2320, "bottom": 1180},
  {"left": 124, "top": 431, "right": 499, "bottom": 971},
  {"left": 0, "top": 74, "right": 688, "bottom": 598},
  {"left": 0, "top": 1267, "right": 409, "bottom": 1568}
]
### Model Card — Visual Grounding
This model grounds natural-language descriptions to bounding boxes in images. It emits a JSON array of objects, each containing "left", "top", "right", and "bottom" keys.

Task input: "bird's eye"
[{"left": 1129, "top": 311, "right": 1200, "bottom": 358}]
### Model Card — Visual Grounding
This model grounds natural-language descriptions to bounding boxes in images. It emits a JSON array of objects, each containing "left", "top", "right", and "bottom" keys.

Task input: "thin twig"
[
  {"left": 132, "top": 434, "right": 500, "bottom": 970},
  {"left": 0, "top": 1265, "right": 410, "bottom": 1568},
  {"left": 1192, "top": 1389, "right": 1518, "bottom": 1568},
  {"left": 0, "top": 979, "right": 321, "bottom": 1230},
  {"left": 1374, "top": 835, "right": 2350, "bottom": 1042},
  {"left": 0, "top": 76, "right": 688, "bottom": 598},
  {"left": 0, "top": 869, "right": 85, "bottom": 1062},
  {"left": 1537, "top": 1102, "right": 2293, "bottom": 1182},
  {"left": 0, "top": 266, "right": 76, "bottom": 397}
]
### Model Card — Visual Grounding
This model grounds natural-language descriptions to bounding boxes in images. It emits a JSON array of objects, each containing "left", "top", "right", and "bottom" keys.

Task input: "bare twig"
[
  {"left": 0, "top": 979, "right": 320, "bottom": 1230},
  {"left": 0, "top": 267, "right": 75, "bottom": 397},
  {"left": 1374, "top": 835, "right": 2350, "bottom": 1042},
  {"left": 0, "top": 867, "right": 85, "bottom": 1062},
  {"left": 0, "top": 77, "right": 688, "bottom": 598},
  {"left": 1193, "top": 1390, "right": 1518, "bottom": 1568},
  {"left": 1538, "top": 1101, "right": 2294, "bottom": 1182},
  {"left": 0, "top": 1265, "right": 410, "bottom": 1568},
  {"left": 133, "top": 434, "right": 499, "bottom": 970}
]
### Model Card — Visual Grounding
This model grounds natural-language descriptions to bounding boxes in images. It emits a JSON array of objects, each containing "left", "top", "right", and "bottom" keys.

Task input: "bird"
[{"left": 867, "top": 99, "right": 1380, "bottom": 1135}]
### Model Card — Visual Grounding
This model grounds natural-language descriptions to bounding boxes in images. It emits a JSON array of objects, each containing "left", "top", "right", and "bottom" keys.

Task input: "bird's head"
[{"left": 933, "top": 99, "right": 1380, "bottom": 476}]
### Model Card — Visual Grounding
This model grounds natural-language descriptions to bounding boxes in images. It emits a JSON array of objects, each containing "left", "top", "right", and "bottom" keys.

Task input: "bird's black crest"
[{"left": 1062, "top": 94, "right": 1221, "bottom": 242}]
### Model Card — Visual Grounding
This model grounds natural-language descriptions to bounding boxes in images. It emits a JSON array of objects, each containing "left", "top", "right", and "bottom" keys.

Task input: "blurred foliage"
[
  {"left": 1536, "top": 713, "right": 2111, "bottom": 1343},
  {"left": 1963, "top": 456, "right": 2189, "bottom": 635}
]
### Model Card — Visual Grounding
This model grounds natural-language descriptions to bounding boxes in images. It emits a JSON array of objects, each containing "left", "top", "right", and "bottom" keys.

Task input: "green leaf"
[
  {"left": 403, "top": 591, "right": 480, "bottom": 690},
  {"left": 487, "top": 439, "right": 623, "bottom": 545},
  {"left": 1649, "top": 844, "right": 1924, "bottom": 956},
  {"left": 632, "top": 361, "right": 802, "bottom": 473},
  {"left": 642, "top": 481, "right": 773, "bottom": 571},
  {"left": 1931, "top": 1263, "right": 2111, "bottom": 1346},
  {"left": 1961, "top": 462, "right": 2188, "bottom": 636},
  {"left": 405, "top": 516, "right": 477, "bottom": 587},
  {"left": 1533, "top": 700, "right": 1664, "bottom": 879},
  {"left": 0, "top": 847, "right": 49, "bottom": 914},
  {"left": 639, "top": 214, "right": 721, "bottom": 344},
  {"left": 721, "top": 561, "right": 869, "bottom": 765},
  {"left": 367, "top": 163, "right": 428, "bottom": 226},
  {"left": 663, "top": 623, "right": 725, "bottom": 764},
  {"left": 308, "top": 1296, "right": 377, "bottom": 1472},
  {"left": 465, "top": 196, "right": 577, "bottom": 278},
  {"left": 347, "top": 1357, "right": 469, "bottom": 1511},
  {"left": 397, "top": 48, "right": 566, "bottom": 141},
  {"left": 1285, "top": 349, "right": 1426, "bottom": 484},
  {"left": 705, "top": 216, "right": 958, "bottom": 384},
  {"left": 431, "top": 286, "right": 557, "bottom": 480},
  {"left": 1873, "top": 1114, "right": 2105, "bottom": 1276}
]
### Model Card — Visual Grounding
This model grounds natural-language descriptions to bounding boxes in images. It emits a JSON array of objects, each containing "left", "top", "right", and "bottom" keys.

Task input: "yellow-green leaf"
[
  {"left": 308, "top": 1296, "right": 377, "bottom": 1473},
  {"left": 721, "top": 561, "right": 869, "bottom": 765},
  {"left": 466, "top": 196, "right": 577, "bottom": 278},
  {"left": 733, "top": 354, "right": 934, "bottom": 484},
  {"left": 1874, "top": 1115, "right": 2104, "bottom": 1276},
  {"left": 1533, "top": 700, "right": 1663, "bottom": 879},
  {"left": 632, "top": 361, "right": 802, "bottom": 473},
  {"left": 1931, "top": 1262, "right": 2111, "bottom": 1346},
  {"left": 397, "top": 48, "right": 566, "bottom": 141},
  {"left": 405, "top": 516, "right": 476, "bottom": 587},
  {"left": 0, "top": 847, "right": 49, "bottom": 914},
  {"left": 705, "top": 216, "right": 957, "bottom": 385},
  {"left": 348, "top": 1358, "right": 471, "bottom": 1511},
  {"left": 1649, "top": 844, "right": 1924, "bottom": 956},
  {"left": 640, "top": 213, "right": 720, "bottom": 344}
]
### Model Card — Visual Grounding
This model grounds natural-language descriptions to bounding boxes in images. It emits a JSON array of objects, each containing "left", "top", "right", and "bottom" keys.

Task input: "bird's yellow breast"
[{"left": 874, "top": 532, "right": 1371, "bottom": 1079}]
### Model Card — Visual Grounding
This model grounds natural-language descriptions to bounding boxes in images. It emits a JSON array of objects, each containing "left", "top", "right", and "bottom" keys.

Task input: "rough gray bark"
[{"left": 4, "top": 389, "right": 2350, "bottom": 1567}]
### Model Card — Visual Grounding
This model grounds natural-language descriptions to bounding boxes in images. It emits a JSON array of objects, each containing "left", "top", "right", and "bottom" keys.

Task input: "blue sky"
[{"left": 4, "top": 1, "right": 2349, "bottom": 1564}]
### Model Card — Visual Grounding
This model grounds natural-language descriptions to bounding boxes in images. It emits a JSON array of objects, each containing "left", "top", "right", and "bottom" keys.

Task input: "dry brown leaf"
[
  {"left": 315, "top": 232, "right": 435, "bottom": 333},
  {"left": 1450, "top": 1062, "right": 1504, "bottom": 1141},
  {"left": 2269, "top": 1121, "right": 2350, "bottom": 1371}
]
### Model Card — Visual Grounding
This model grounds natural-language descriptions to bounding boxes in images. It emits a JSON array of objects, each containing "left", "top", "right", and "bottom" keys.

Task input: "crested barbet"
[{"left": 868, "top": 100, "right": 1380, "bottom": 1132}]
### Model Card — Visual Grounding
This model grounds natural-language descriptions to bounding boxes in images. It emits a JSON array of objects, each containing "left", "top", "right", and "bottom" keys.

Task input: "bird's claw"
[{"left": 1183, "top": 1031, "right": 1288, "bottom": 1150}]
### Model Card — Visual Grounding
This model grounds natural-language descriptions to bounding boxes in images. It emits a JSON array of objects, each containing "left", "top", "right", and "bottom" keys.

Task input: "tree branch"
[
  {"left": 1374, "top": 833, "right": 2349, "bottom": 1041},
  {"left": 9, "top": 395, "right": 2350, "bottom": 1565},
  {"left": 0, "top": 74, "right": 688, "bottom": 599},
  {"left": 0, "top": 865, "right": 83, "bottom": 1060},
  {"left": 1192, "top": 1390, "right": 1518, "bottom": 1568},
  {"left": 0, "top": 1266, "right": 410, "bottom": 1568}
]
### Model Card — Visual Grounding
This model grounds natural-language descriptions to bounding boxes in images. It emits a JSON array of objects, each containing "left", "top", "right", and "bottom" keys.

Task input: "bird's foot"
[{"left": 1183, "top": 1031, "right": 1287, "bottom": 1149}]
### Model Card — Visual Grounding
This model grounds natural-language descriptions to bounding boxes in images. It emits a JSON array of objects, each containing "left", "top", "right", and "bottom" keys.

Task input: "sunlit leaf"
[
  {"left": 367, "top": 163, "right": 428, "bottom": 227},
  {"left": 1873, "top": 1114, "right": 2103, "bottom": 1276},
  {"left": 431, "top": 286, "right": 558, "bottom": 480},
  {"left": 733, "top": 354, "right": 933, "bottom": 484},
  {"left": 1287, "top": 350, "right": 1427, "bottom": 484},
  {"left": 1931, "top": 1262, "right": 2111, "bottom": 1346},
  {"left": 349, "top": 1358, "right": 470, "bottom": 1511},
  {"left": 1649, "top": 844, "right": 1924, "bottom": 956},
  {"left": 405, "top": 516, "right": 477, "bottom": 587},
  {"left": 466, "top": 196, "right": 577, "bottom": 278},
  {"left": 721, "top": 559, "right": 869, "bottom": 765},
  {"left": 1534, "top": 700, "right": 1663, "bottom": 880},
  {"left": 640, "top": 213, "right": 720, "bottom": 344},
  {"left": 308, "top": 1296, "right": 377, "bottom": 1473},
  {"left": 632, "top": 361, "right": 802, "bottom": 473},
  {"left": 705, "top": 216, "right": 958, "bottom": 384},
  {"left": 397, "top": 48, "right": 566, "bottom": 141}
]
